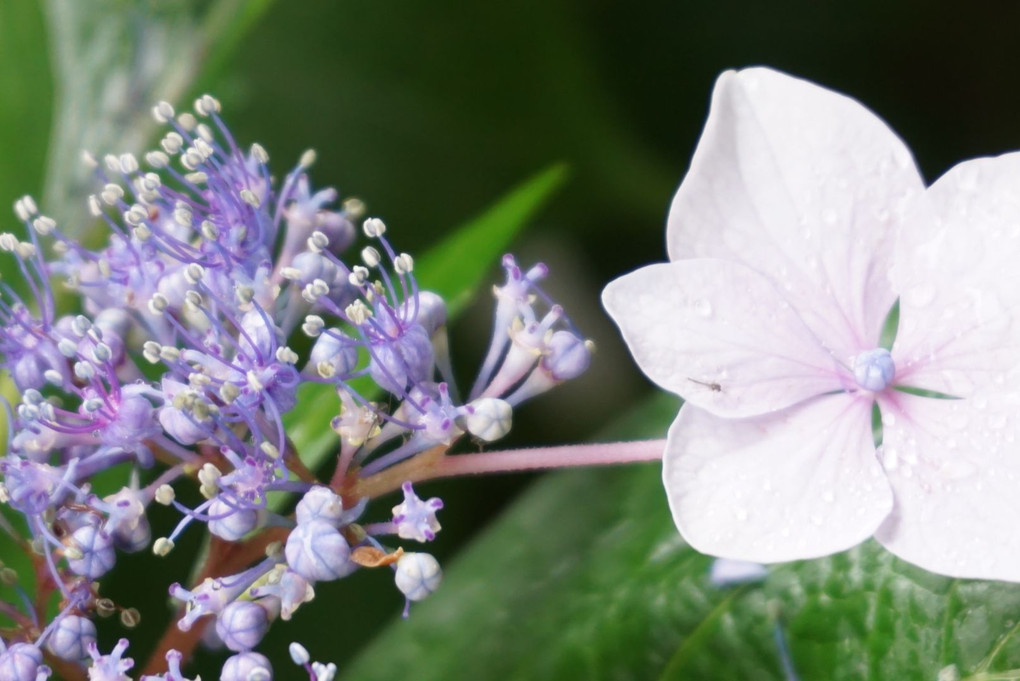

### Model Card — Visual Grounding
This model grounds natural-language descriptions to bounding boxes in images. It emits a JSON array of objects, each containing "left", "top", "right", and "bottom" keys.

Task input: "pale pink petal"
[
  {"left": 602, "top": 258, "right": 841, "bottom": 417},
  {"left": 663, "top": 395, "right": 891, "bottom": 562},
  {"left": 875, "top": 388, "right": 1020, "bottom": 580},
  {"left": 668, "top": 67, "right": 925, "bottom": 360},
  {"left": 892, "top": 153, "right": 1020, "bottom": 397}
]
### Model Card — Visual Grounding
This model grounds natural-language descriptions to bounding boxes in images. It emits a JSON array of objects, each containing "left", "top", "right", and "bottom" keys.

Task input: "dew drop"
[{"left": 693, "top": 298, "right": 713, "bottom": 318}]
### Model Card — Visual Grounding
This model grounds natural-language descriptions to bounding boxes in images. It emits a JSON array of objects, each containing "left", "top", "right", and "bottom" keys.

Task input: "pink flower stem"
[
  {"left": 351, "top": 439, "right": 665, "bottom": 500},
  {"left": 433, "top": 439, "right": 666, "bottom": 477}
]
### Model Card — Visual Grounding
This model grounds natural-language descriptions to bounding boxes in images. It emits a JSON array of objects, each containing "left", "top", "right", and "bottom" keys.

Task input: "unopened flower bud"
[
  {"left": 216, "top": 601, "right": 270, "bottom": 652},
  {"left": 463, "top": 398, "right": 513, "bottom": 442},
  {"left": 46, "top": 615, "right": 96, "bottom": 661},
  {"left": 285, "top": 521, "right": 353, "bottom": 582},
  {"left": 394, "top": 552, "right": 442, "bottom": 601}
]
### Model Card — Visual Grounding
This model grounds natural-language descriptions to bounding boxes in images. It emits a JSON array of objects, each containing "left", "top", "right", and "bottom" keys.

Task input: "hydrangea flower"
[
  {"left": 603, "top": 67, "right": 1020, "bottom": 580},
  {"left": 0, "top": 92, "right": 594, "bottom": 677}
]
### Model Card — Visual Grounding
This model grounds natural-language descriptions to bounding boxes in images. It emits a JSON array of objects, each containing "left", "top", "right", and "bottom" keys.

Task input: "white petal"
[
  {"left": 668, "top": 67, "right": 924, "bottom": 360},
  {"left": 664, "top": 394, "right": 891, "bottom": 562},
  {"left": 603, "top": 258, "right": 841, "bottom": 417},
  {"left": 892, "top": 153, "right": 1020, "bottom": 397},
  {"left": 875, "top": 388, "right": 1020, "bottom": 580}
]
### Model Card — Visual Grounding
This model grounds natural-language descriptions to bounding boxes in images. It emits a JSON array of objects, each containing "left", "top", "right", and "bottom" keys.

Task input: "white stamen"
[
  {"left": 276, "top": 346, "right": 299, "bottom": 364},
  {"left": 119, "top": 153, "right": 139, "bottom": 173},
  {"left": 302, "top": 315, "right": 325, "bottom": 337},
  {"left": 361, "top": 246, "right": 381, "bottom": 268},
  {"left": 100, "top": 185, "right": 124, "bottom": 208},
  {"left": 240, "top": 189, "right": 261, "bottom": 208},
  {"left": 153, "top": 538, "right": 175, "bottom": 556},
  {"left": 145, "top": 150, "right": 170, "bottom": 168},
  {"left": 32, "top": 216, "right": 56, "bottom": 236},
  {"left": 363, "top": 217, "right": 386, "bottom": 238},
  {"left": 152, "top": 101, "right": 175, "bottom": 123},
  {"left": 184, "top": 263, "right": 205, "bottom": 284},
  {"left": 289, "top": 643, "right": 310, "bottom": 666},
  {"left": 155, "top": 485, "right": 175, "bottom": 505},
  {"left": 251, "top": 143, "right": 269, "bottom": 163},
  {"left": 148, "top": 293, "right": 170, "bottom": 314},
  {"left": 309, "top": 230, "right": 329, "bottom": 251},
  {"left": 161, "top": 132, "right": 184, "bottom": 154},
  {"left": 57, "top": 338, "right": 78, "bottom": 358},
  {"left": 177, "top": 112, "right": 197, "bottom": 131},
  {"left": 393, "top": 253, "right": 414, "bottom": 274},
  {"left": 194, "top": 94, "right": 221, "bottom": 116},
  {"left": 343, "top": 197, "right": 365, "bottom": 218},
  {"left": 142, "top": 341, "right": 161, "bottom": 364},
  {"left": 345, "top": 300, "right": 372, "bottom": 325}
]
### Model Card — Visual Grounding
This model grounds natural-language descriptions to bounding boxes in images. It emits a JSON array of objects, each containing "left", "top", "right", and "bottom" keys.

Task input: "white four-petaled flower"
[{"left": 603, "top": 67, "right": 1020, "bottom": 581}]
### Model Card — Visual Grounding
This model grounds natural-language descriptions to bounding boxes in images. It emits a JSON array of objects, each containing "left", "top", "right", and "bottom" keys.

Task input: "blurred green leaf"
[
  {"left": 42, "top": 0, "right": 275, "bottom": 229},
  {"left": 281, "top": 163, "right": 569, "bottom": 487},
  {"left": 340, "top": 393, "right": 1020, "bottom": 681},
  {"left": 414, "top": 162, "right": 569, "bottom": 315},
  {"left": 0, "top": 1, "right": 52, "bottom": 209}
]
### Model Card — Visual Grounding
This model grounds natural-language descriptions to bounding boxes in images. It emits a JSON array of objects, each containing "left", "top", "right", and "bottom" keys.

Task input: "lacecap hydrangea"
[{"left": 0, "top": 94, "right": 593, "bottom": 679}]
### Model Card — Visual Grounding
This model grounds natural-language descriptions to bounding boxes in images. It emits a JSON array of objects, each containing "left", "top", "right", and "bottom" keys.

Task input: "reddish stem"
[{"left": 352, "top": 439, "right": 665, "bottom": 500}]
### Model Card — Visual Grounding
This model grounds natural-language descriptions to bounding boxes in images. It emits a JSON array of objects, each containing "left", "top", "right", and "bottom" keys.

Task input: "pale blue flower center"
[{"left": 852, "top": 348, "right": 895, "bottom": 392}]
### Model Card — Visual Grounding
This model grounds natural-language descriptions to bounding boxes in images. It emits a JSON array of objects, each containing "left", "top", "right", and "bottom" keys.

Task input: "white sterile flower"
[{"left": 603, "top": 67, "right": 1020, "bottom": 580}]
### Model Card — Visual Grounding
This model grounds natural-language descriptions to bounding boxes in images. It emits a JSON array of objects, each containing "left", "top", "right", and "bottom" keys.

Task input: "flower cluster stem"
[{"left": 351, "top": 439, "right": 665, "bottom": 500}]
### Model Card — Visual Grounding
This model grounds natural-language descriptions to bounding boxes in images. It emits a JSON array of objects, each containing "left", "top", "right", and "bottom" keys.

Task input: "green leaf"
[
  {"left": 41, "top": 0, "right": 275, "bottom": 229},
  {"left": 340, "top": 393, "right": 1020, "bottom": 681},
  {"left": 0, "top": 1, "right": 52, "bottom": 207},
  {"left": 280, "top": 163, "right": 570, "bottom": 488}
]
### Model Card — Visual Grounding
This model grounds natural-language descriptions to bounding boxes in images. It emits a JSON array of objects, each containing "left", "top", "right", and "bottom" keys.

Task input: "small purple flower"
[
  {"left": 100, "top": 486, "right": 151, "bottom": 552},
  {"left": 249, "top": 567, "right": 315, "bottom": 621},
  {"left": 392, "top": 482, "right": 443, "bottom": 543},
  {"left": 85, "top": 639, "right": 134, "bottom": 681}
]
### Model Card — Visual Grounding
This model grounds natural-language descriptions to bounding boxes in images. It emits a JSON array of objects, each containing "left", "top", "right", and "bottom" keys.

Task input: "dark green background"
[{"left": 4, "top": 2, "right": 1020, "bottom": 679}]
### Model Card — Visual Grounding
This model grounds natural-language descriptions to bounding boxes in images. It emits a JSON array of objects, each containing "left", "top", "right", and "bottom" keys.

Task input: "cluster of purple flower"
[{"left": 0, "top": 95, "right": 591, "bottom": 679}]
